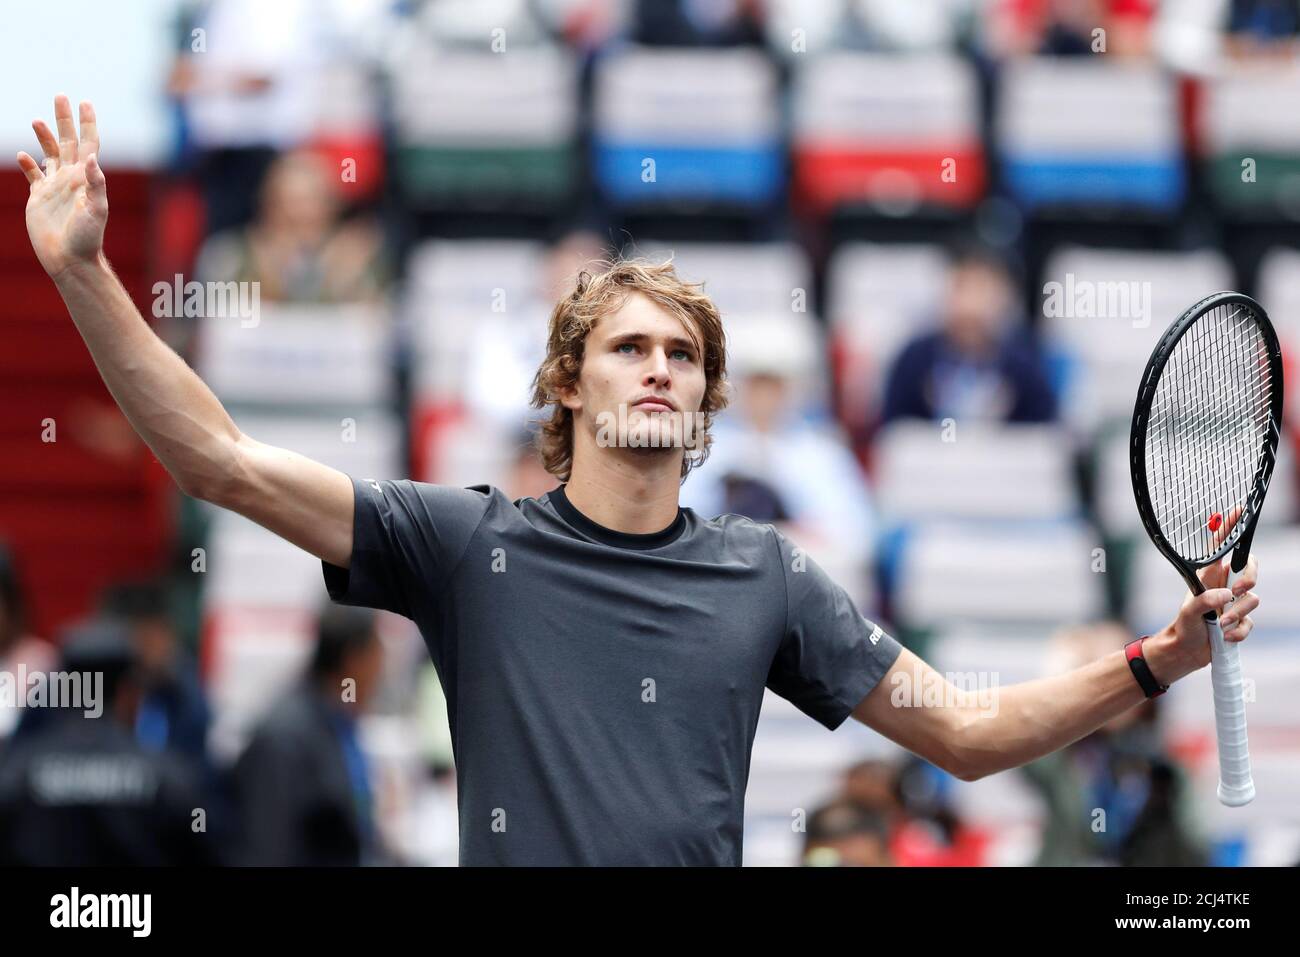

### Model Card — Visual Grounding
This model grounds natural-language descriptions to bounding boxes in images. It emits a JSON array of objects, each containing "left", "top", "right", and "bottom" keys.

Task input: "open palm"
[{"left": 17, "top": 94, "right": 107, "bottom": 279}]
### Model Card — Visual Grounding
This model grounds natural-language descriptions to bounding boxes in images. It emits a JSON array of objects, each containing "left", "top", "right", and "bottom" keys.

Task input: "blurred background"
[{"left": 1, "top": 0, "right": 1299, "bottom": 866}]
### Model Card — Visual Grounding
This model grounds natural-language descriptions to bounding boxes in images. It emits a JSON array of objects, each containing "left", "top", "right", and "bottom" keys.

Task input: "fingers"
[
  {"left": 78, "top": 100, "right": 99, "bottom": 158},
  {"left": 32, "top": 119, "right": 59, "bottom": 170},
  {"left": 1222, "top": 591, "right": 1259, "bottom": 624},
  {"left": 1223, "top": 615, "right": 1253, "bottom": 643},
  {"left": 54, "top": 93, "right": 78, "bottom": 165},
  {"left": 1187, "top": 587, "right": 1234, "bottom": 621},
  {"left": 1196, "top": 556, "right": 1230, "bottom": 590},
  {"left": 16, "top": 151, "right": 43, "bottom": 185}
]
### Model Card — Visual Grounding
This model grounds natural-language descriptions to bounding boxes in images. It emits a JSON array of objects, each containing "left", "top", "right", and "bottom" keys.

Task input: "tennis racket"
[{"left": 1130, "top": 291, "right": 1284, "bottom": 807}]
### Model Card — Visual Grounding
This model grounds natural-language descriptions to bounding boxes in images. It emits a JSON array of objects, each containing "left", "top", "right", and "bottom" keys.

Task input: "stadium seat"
[
  {"left": 873, "top": 421, "right": 1080, "bottom": 522},
  {"left": 792, "top": 53, "right": 984, "bottom": 215},
  {"left": 389, "top": 46, "right": 578, "bottom": 210},
  {"left": 996, "top": 58, "right": 1184, "bottom": 212},
  {"left": 1202, "top": 61, "right": 1300, "bottom": 218},
  {"left": 632, "top": 240, "right": 812, "bottom": 319},
  {"left": 592, "top": 47, "right": 782, "bottom": 208},
  {"left": 196, "top": 303, "right": 394, "bottom": 409},
  {"left": 894, "top": 520, "right": 1104, "bottom": 629},
  {"left": 1039, "top": 246, "right": 1234, "bottom": 433}
]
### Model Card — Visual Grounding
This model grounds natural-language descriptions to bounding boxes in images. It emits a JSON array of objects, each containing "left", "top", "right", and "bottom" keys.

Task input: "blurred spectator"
[
  {"left": 99, "top": 580, "right": 212, "bottom": 771},
  {"left": 888, "top": 754, "right": 993, "bottom": 865},
  {"left": 0, "top": 542, "right": 55, "bottom": 745},
  {"left": 851, "top": 0, "right": 975, "bottom": 51},
  {"left": 682, "top": 316, "right": 876, "bottom": 594},
  {"left": 988, "top": 0, "right": 1155, "bottom": 59},
  {"left": 170, "top": 0, "right": 340, "bottom": 234},
  {"left": 843, "top": 758, "right": 906, "bottom": 825},
  {"left": 231, "top": 604, "right": 386, "bottom": 866},
  {"left": 880, "top": 244, "right": 1058, "bottom": 427},
  {"left": 1225, "top": 0, "right": 1300, "bottom": 57},
  {"left": 802, "top": 798, "right": 894, "bottom": 865},
  {"left": 196, "top": 149, "right": 388, "bottom": 303},
  {"left": 0, "top": 620, "right": 216, "bottom": 865},
  {"left": 1019, "top": 621, "right": 1209, "bottom": 866},
  {"left": 631, "top": 0, "right": 766, "bottom": 46}
]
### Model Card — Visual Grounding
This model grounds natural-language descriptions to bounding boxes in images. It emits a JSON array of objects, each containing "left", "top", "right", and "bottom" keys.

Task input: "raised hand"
[
  {"left": 17, "top": 94, "right": 107, "bottom": 279},
  {"left": 1150, "top": 505, "right": 1261, "bottom": 684}
]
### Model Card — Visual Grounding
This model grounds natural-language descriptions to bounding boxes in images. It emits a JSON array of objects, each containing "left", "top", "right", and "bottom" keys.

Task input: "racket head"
[{"left": 1130, "top": 291, "right": 1285, "bottom": 597}]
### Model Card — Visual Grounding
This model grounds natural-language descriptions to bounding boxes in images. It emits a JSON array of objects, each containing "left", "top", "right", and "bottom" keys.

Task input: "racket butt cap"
[{"left": 1217, "top": 780, "right": 1256, "bottom": 807}]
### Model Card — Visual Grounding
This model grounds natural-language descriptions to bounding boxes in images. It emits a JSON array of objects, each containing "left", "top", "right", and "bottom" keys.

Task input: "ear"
[{"left": 557, "top": 379, "right": 582, "bottom": 414}]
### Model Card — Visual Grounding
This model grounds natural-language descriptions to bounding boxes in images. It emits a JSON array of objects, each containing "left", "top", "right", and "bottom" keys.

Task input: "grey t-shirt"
[{"left": 322, "top": 476, "right": 903, "bottom": 866}]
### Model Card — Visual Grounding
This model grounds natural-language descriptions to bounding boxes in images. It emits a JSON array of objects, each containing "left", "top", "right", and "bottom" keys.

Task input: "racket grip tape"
[{"left": 1209, "top": 567, "right": 1255, "bottom": 807}]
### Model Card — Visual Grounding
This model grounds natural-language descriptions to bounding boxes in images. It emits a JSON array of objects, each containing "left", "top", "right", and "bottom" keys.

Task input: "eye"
[
  {"left": 671, "top": 348, "right": 694, "bottom": 362},
  {"left": 616, "top": 342, "right": 637, "bottom": 355}
]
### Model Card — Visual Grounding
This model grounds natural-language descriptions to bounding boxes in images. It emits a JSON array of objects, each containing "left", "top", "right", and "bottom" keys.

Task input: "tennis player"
[{"left": 19, "top": 96, "right": 1262, "bottom": 865}]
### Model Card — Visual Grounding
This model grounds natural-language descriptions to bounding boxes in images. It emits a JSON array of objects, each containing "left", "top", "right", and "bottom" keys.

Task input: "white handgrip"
[{"left": 1209, "top": 567, "right": 1255, "bottom": 807}]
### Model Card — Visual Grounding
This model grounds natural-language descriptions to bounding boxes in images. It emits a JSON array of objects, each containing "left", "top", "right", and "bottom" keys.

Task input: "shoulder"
[
  {"left": 686, "top": 509, "right": 785, "bottom": 558},
  {"left": 358, "top": 478, "right": 501, "bottom": 528}
]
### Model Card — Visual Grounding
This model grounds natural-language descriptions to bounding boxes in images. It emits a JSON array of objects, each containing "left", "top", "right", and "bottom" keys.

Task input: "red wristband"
[{"left": 1125, "top": 636, "right": 1168, "bottom": 699}]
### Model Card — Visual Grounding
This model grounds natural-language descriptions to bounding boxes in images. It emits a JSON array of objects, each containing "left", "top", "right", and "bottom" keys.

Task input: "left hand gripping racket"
[{"left": 1130, "top": 291, "right": 1285, "bottom": 807}]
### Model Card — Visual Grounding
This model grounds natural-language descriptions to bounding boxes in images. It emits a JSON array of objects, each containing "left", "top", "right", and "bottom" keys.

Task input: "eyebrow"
[{"left": 606, "top": 331, "right": 699, "bottom": 355}]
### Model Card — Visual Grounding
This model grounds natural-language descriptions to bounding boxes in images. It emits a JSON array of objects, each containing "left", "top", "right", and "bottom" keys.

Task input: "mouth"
[{"left": 632, "top": 398, "right": 677, "bottom": 414}]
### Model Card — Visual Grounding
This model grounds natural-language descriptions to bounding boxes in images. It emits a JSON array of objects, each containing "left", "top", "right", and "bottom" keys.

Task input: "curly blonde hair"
[{"left": 529, "top": 257, "right": 729, "bottom": 482}]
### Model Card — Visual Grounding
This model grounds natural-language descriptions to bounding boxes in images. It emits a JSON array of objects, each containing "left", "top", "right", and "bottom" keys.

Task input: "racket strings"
[{"left": 1144, "top": 303, "right": 1273, "bottom": 563}]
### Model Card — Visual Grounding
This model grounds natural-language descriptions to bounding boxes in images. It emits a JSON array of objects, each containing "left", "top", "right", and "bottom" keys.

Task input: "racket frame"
[{"left": 1129, "top": 290, "right": 1285, "bottom": 597}]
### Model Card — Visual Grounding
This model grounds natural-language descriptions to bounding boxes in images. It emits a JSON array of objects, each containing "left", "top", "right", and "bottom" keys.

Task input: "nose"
[{"left": 643, "top": 346, "right": 672, "bottom": 389}]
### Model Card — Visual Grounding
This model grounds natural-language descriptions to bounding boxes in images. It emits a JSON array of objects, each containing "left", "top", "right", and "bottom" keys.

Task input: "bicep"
[
  {"left": 218, "top": 433, "right": 355, "bottom": 568},
  {"left": 850, "top": 647, "right": 969, "bottom": 780}
]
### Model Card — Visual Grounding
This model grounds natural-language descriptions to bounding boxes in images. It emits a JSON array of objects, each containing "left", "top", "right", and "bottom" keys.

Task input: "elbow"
[
  {"left": 178, "top": 435, "right": 246, "bottom": 507},
  {"left": 942, "top": 717, "right": 991, "bottom": 783}
]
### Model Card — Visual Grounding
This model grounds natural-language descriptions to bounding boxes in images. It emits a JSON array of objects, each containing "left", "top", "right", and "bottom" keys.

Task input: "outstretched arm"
[
  {"left": 19, "top": 94, "right": 354, "bottom": 568},
  {"left": 852, "top": 556, "right": 1259, "bottom": 782}
]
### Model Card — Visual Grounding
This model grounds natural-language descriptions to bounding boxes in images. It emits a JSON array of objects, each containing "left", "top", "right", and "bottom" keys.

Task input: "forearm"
[
  {"left": 52, "top": 252, "right": 242, "bottom": 499},
  {"left": 953, "top": 629, "right": 1189, "bottom": 781}
]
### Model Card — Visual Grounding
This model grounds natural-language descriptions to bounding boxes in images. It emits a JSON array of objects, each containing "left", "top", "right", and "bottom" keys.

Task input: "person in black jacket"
[
  {"left": 0, "top": 619, "right": 216, "bottom": 866},
  {"left": 231, "top": 604, "right": 385, "bottom": 866},
  {"left": 880, "top": 245, "right": 1058, "bottom": 427}
]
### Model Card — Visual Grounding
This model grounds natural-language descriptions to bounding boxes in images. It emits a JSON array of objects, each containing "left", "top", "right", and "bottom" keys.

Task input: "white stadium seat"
[
  {"left": 1040, "top": 246, "right": 1234, "bottom": 433},
  {"left": 874, "top": 421, "right": 1079, "bottom": 522}
]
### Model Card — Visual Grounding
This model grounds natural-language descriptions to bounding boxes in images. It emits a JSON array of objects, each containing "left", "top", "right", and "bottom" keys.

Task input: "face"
[
  {"left": 131, "top": 618, "right": 175, "bottom": 679},
  {"left": 742, "top": 373, "right": 788, "bottom": 432},
  {"left": 945, "top": 261, "right": 1013, "bottom": 353},
  {"left": 562, "top": 291, "right": 709, "bottom": 463},
  {"left": 261, "top": 152, "right": 337, "bottom": 237}
]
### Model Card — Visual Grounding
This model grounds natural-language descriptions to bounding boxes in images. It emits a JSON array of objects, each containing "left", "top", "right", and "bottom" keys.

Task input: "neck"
[{"left": 563, "top": 436, "right": 683, "bottom": 534}]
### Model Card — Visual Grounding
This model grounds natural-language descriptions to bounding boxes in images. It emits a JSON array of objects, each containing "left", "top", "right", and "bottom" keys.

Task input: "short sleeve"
[
  {"left": 321, "top": 476, "right": 491, "bottom": 620},
  {"left": 765, "top": 529, "right": 903, "bottom": 730}
]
